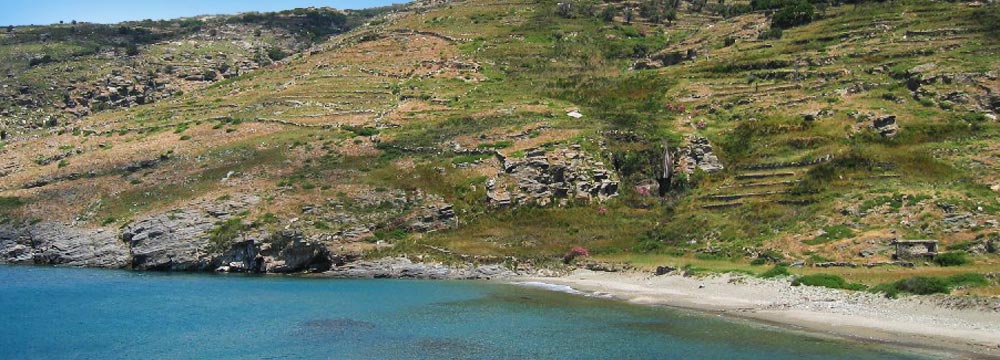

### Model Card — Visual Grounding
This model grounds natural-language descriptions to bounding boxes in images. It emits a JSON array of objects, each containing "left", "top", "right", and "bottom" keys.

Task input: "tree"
[
  {"left": 624, "top": 7, "right": 634, "bottom": 24},
  {"left": 665, "top": 9, "right": 677, "bottom": 24},
  {"left": 772, "top": 0, "right": 816, "bottom": 28},
  {"left": 6, "top": 25, "right": 12, "bottom": 33}
]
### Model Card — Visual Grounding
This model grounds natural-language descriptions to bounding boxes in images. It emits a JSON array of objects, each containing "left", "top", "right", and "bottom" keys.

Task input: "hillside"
[{"left": 0, "top": 0, "right": 998, "bottom": 291}]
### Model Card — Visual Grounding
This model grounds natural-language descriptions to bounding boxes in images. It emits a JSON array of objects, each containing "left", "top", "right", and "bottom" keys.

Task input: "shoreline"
[
  {"left": 513, "top": 270, "right": 1000, "bottom": 359},
  {"left": 4, "top": 262, "right": 999, "bottom": 357}
]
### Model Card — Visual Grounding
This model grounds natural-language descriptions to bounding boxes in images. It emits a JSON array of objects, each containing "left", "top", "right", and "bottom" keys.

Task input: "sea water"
[{"left": 0, "top": 265, "right": 929, "bottom": 359}]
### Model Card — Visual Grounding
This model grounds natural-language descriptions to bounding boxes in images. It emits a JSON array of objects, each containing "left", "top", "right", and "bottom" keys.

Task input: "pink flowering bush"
[{"left": 563, "top": 246, "right": 590, "bottom": 264}]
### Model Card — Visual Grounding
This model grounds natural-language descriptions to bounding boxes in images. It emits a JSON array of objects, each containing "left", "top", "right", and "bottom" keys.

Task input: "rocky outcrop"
[
  {"left": 123, "top": 207, "right": 233, "bottom": 271},
  {"left": 486, "top": 146, "right": 619, "bottom": 207},
  {"left": 406, "top": 204, "right": 456, "bottom": 232},
  {"left": 120, "top": 197, "right": 338, "bottom": 273},
  {"left": 258, "top": 231, "right": 335, "bottom": 273},
  {"left": 0, "top": 222, "right": 130, "bottom": 268},
  {"left": 872, "top": 115, "right": 899, "bottom": 138},
  {"left": 213, "top": 230, "right": 337, "bottom": 273},
  {"left": 675, "top": 136, "right": 724, "bottom": 174},
  {"left": 326, "top": 257, "right": 515, "bottom": 280}
]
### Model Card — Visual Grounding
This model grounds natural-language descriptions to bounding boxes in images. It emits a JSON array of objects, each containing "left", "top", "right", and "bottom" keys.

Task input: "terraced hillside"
[
  {"left": 0, "top": 0, "right": 997, "bottom": 287},
  {"left": 0, "top": 7, "right": 396, "bottom": 135}
]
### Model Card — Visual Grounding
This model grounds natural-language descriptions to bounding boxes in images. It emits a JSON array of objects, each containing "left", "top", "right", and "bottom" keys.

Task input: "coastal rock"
[
  {"left": 123, "top": 208, "right": 223, "bottom": 271},
  {"left": 258, "top": 230, "right": 335, "bottom": 273},
  {"left": 123, "top": 196, "right": 259, "bottom": 271},
  {"left": 326, "top": 257, "right": 516, "bottom": 280},
  {"left": 0, "top": 222, "right": 129, "bottom": 268}
]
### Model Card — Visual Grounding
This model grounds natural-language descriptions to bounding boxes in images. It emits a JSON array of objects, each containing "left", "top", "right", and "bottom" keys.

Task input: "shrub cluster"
[
  {"left": 934, "top": 252, "right": 969, "bottom": 267},
  {"left": 870, "top": 273, "right": 989, "bottom": 298},
  {"left": 792, "top": 273, "right": 866, "bottom": 290}
]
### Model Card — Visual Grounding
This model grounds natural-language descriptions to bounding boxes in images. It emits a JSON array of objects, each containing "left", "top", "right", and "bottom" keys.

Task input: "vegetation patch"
[
  {"left": 870, "top": 273, "right": 989, "bottom": 298},
  {"left": 933, "top": 252, "right": 969, "bottom": 267},
  {"left": 803, "top": 225, "right": 854, "bottom": 245},
  {"left": 760, "top": 264, "right": 791, "bottom": 278},
  {"left": 792, "top": 273, "right": 866, "bottom": 291}
]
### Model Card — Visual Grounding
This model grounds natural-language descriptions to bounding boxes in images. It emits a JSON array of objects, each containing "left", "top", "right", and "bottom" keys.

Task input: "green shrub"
[
  {"left": 267, "top": 47, "right": 288, "bottom": 61},
  {"left": 871, "top": 276, "right": 950, "bottom": 298},
  {"left": 760, "top": 265, "right": 791, "bottom": 278},
  {"left": 934, "top": 252, "right": 969, "bottom": 267},
  {"left": 792, "top": 274, "right": 866, "bottom": 290},
  {"left": 772, "top": 0, "right": 815, "bottom": 29},
  {"left": 872, "top": 273, "right": 989, "bottom": 298},
  {"left": 946, "top": 273, "right": 989, "bottom": 288},
  {"left": 758, "top": 27, "right": 783, "bottom": 40}
]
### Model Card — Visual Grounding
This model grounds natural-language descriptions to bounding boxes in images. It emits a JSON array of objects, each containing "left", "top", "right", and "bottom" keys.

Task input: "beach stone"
[{"left": 655, "top": 265, "right": 677, "bottom": 275}]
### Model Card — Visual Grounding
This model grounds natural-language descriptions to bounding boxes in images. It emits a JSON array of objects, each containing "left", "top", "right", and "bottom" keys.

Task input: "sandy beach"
[{"left": 516, "top": 270, "right": 1000, "bottom": 359}]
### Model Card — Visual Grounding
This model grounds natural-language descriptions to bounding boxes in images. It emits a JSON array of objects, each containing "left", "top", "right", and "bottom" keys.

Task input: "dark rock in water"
[
  {"left": 301, "top": 318, "right": 376, "bottom": 333},
  {"left": 413, "top": 338, "right": 488, "bottom": 357}
]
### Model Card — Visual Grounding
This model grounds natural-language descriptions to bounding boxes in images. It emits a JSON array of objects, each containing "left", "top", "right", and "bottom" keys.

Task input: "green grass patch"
[
  {"left": 760, "top": 264, "right": 791, "bottom": 278},
  {"left": 933, "top": 251, "right": 969, "bottom": 267},
  {"left": 792, "top": 273, "right": 866, "bottom": 291},
  {"left": 804, "top": 225, "right": 854, "bottom": 245}
]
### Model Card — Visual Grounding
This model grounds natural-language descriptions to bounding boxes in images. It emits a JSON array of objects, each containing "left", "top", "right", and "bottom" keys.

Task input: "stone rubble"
[{"left": 486, "top": 146, "right": 619, "bottom": 208}]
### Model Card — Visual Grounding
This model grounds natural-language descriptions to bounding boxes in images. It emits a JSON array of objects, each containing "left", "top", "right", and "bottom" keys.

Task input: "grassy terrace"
[{"left": 0, "top": 0, "right": 997, "bottom": 288}]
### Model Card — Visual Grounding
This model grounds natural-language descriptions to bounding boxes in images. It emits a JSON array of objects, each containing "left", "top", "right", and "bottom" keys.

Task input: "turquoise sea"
[{"left": 0, "top": 265, "right": 930, "bottom": 359}]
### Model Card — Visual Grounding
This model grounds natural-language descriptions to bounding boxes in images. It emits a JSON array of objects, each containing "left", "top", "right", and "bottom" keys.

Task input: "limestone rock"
[
  {"left": 872, "top": 115, "right": 898, "bottom": 138},
  {"left": 487, "top": 147, "right": 619, "bottom": 207},
  {"left": 0, "top": 223, "right": 129, "bottom": 268},
  {"left": 675, "top": 136, "right": 724, "bottom": 174}
]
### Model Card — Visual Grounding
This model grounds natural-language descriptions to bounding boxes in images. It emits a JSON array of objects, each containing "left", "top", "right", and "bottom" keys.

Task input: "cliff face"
[{"left": 1, "top": 0, "right": 998, "bottom": 272}]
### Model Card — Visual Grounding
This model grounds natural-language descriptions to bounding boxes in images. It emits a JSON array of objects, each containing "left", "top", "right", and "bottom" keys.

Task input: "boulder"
[
  {"left": 872, "top": 115, "right": 898, "bottom": 138},
  {"left": 654, "top": 265, "right": 677, "bottom": 275}
]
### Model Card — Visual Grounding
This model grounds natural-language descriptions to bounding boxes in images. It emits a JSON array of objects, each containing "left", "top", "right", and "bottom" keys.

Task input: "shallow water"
[{"left": 0, "top": 265, "right": 929, "bottom": 359}]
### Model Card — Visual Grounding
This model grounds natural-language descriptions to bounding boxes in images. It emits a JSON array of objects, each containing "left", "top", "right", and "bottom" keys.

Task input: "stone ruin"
[
  {"left": 892, "top": 239, "right": 938, "bottom": 260},
  {"left": 486, "top": 145, "right": 619, "bottom": 208}
]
